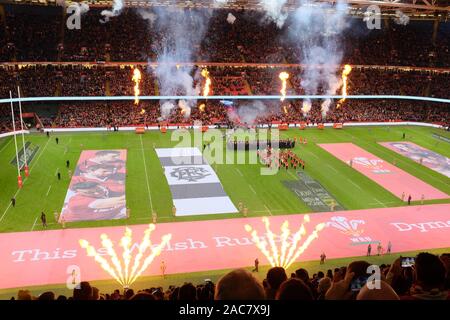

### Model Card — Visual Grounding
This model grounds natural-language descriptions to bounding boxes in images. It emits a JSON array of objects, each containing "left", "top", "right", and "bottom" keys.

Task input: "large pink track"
[
  {"left": 319, "top": 143, "right": 448, "bottom": 200},
  {"left": 1, "top": 203, "right": 449, "bottom": 290}
]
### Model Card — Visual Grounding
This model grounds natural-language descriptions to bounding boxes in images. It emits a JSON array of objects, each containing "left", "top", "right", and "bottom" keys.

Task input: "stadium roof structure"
[{"left": 3, "top": 0, "right": 450, "bottom": 18}]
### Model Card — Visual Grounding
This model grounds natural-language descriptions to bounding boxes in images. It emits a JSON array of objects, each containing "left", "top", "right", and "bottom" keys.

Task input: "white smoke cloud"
[
  {"left": 145, "top": 8, "right": 210, "bottom": 117},
  {"left": 233, "top": 101, "right": 267, "bottom": 125},
  {"left": 301, "top": 100, "right": 312, "bottom": 116},
  {"left": 227, "top": 12, "right": 236, "bottom": 24},
  {"left": 79, "top": 2, "right": 90, "bottom": 14},
  {"left": 259, "top": 0, "right": 288, "bottom": 28},
  {"left": 139, "top": 10, "right": 157, "bottom": 25},
  {"left": 66, "top": 2, "right": 89, "bottom": 14},
  {"left": 100, "top": 0, "right": 124, "bottom": 23},
  {"left": 290, "top": 0, "right": 350, "bottom": 116},
  {"left": 178, "top": 99, "right": 191, "bottom": 118},
  {"left": 394, "top": 10, "right": 410, "bottom": 26},
  {"left": 321, "top": 99, "right": 331, "bottom": 118},
  {"left": 160, "top": 101, "right": 175, "bottom": 120}
]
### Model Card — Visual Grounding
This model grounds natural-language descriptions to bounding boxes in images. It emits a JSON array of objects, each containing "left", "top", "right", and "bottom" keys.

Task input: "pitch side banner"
[
  {"left": 0, "top": 204, "right": 449, "bottom": 290},
  {"left": 156, "top": 147, "right": 238, "bottom": 216},
  {"left": 59, "top": 150, "right": 127, "bottom": 222}
]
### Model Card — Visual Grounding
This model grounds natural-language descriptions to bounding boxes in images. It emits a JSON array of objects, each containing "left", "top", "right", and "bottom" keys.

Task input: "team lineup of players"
[{"left": 258, "top": 148, "right": 306, "bottom": 171}]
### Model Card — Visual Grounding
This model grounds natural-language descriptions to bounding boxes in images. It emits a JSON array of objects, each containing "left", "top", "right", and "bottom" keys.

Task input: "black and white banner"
[{"left": 156, "top": 148, "right": 238, "bottom": 216}]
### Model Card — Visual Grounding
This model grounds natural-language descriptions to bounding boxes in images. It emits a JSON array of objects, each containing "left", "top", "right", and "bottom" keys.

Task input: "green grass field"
[
  {"left": 0, "top": 125, "right": 448, "bottom": 233},
  {"left": 0, "top": 125, "right": 449, "bottom": 297}
]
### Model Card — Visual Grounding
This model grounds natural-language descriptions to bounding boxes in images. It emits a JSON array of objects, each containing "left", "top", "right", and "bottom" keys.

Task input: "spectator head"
[
  {"left": 295, "top": 268, "right": 310, "bottom": 283},
  {"left": 440, "top": 254, "right": 450, "bottom": 290},
  {"left": 262, "top": 279, "right": 269, "bottom": 290},
  {"left": 318, "top": 277, "right": 332, "bottom": 295},
  {"left": 124, "top": 289, "right": 134, "bottom": 300},
  {"left": 348, "top": 261, "right": 371, "bottom": 279},
  {"left": 169, "top": 287, "right": 179, "bottom": 301},
  {"left": 178, "top": 283, "right": 197, "bottom": 301},
  {"left": 56, "top": 295, "right": 67, "bottom": 301},
  {"left": 326, "top": 269, "right": 333, "bottom": 279},
  {"left": 152, "top": 288, "right": 165, "bottom": 300},
  {"left": 414, "top": 252, "right": 446, "bottom": 291},
  {"left": 38, "top": 291, "right": 55, "bottom": 301},
  {"left": 275, "top": 279, "right": 313, "bottom": 301},
  {"left": 357, "top": 281, "right": 399, "bottom": 300},
  {"left": 129, "top": 292, "right": 155, "bottom": 301},
  {"left": 215, "top": 269, "right": 265, "bottom": 300},
  {"left": 92, "top": 287, "right": 100, "bottom": 300},
  {"left": 317, "top": 271, "right": 325, "bottom": 279},
  {"left": 266, "top": 267, "right": 288, "bottom": 292},
  {"left": 17, "top": 290, "right": 32, "bottom": 300},
  {"left": 73, "top": 281, "right": 93, "bottom": 300}
]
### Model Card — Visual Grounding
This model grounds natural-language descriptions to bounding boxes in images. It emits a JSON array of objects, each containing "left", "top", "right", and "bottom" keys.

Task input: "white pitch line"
[
  {"left": 349, "top": 179, "right": 363, "bottom": 191},
  {"left": 254, "top": 210, "right": 270, "bottom": 213},
  {"left": 287, "top": 171, "right": 298, "bottom": 180},
  {"left": 0, "top": 138, "right": 51, "bottom": 224},
  {"left": 139, "top": 135, "right": 153, "bottom": 213},
  {"left": 249, "top": 185, "right": 257, "bottom": 195},
  {"left": 305, "top": 150, "right": 320, "bottom": 160},
  {"left": 327, "top": 164, "right": 339, "bottom": 173},
  {"left": 235, "top": 168, "right": 244, "bottom": 177},
  {"left": 373, "top": 197, "right": 387, "bottom": 207},
  {"left": 29, "top": 138, "right": 51, "bottom": 174},
  {"left": 46, "top": 185, "right": 52, "bottom": 197},
  {"left": 63, "top": 137, "right": 72, "bottom": 155},
  {"left": 264, "top": 205, "right": 273, "bottom": 216},
  {"left": 30, "top": 216, "right": 38, "bottom": 231},
  {"left": 0, "top": 138, "right": 12, "bottom": 154}
]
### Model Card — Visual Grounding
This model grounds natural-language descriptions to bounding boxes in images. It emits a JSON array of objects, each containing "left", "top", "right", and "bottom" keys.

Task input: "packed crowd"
[
  {"left": 11, "top": 252, "right": 450, "bottom": 300},
  {"left": 0, "top": 64, "right": 449, "bottom": 133},
  {"left": 1, "top": 6, "right": 449, "bottom": 67}
]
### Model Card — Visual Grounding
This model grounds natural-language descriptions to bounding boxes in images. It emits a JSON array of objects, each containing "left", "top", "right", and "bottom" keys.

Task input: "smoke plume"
[
  {"left": 100, "top": 0, "right": 124, "bottom": 23},
  {"left": 142, "top": 7, "right": 212, "bottom": 119},
  {"left": 259, "top": 0, "right": 289, "bottom": 28},
  {"left": 290, "top": 0, "right": 349, "bottom": 117},
  {"left": 229, "top": 101, "right": 268, "bottom": 125}
]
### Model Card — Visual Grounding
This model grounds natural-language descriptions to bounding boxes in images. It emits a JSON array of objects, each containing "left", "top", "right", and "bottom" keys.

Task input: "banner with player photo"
[
  {"left": 156, "top": 147, "right": 238, "bottom": 216},
  {"left": 59, "top": 150, "right": 127, "bottom": 222},
  {"left": 380, "top": 141, "right": 450, "bottom": 178}
]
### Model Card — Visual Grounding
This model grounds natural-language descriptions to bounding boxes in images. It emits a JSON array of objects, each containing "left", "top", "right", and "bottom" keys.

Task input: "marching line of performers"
[
  {"left": 227, "top": 139, "right": 296, "bottom": 150},
  {"left": 258, "top": 148, "right": 306, "bottom": 171}
]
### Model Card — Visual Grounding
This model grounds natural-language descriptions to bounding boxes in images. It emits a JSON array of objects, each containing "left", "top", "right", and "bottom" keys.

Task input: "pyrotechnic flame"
[
  {"left": 132, "top": 68, "right": 142, "bottom": 105},
  {"left": 199, "top": 103, "right": 206, "bottom": 112},
  {"left": 279, "top": 72, "right": 289, "bottom": 102},
  {"left": 79, "top": 224, "right": 171, "bottom": 288},
  {"left": 337, "top": 64, "right": 352, "bottom": 109},
  {"left": 244, "top": 215, "right": 325, "bottom": 269},
  {"left": 283, "top": 105, "right": 288, "bottom": 114},
  {"left": 201, "top": 68, "right": 211, "bottom": 97}
]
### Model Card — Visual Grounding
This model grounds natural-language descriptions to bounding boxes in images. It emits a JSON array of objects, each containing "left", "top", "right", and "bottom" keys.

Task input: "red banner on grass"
[{"left": 59, "top": 150, "right": 127, "bottom": 222}]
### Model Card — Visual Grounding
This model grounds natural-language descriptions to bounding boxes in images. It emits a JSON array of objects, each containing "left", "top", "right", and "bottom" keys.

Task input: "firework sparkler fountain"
[
  {"left": 79, "top": 224, "right": 172, "bottom": 289},
  {"left": 245, "top": 215, "right": 325, "bottom": 270}
]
